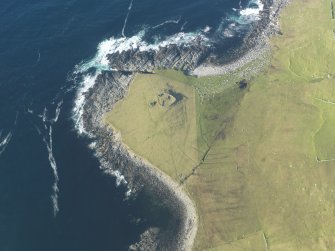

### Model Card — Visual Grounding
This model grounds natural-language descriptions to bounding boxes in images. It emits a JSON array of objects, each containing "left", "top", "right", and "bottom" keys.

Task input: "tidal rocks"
[{"left": 107, "top": 42, "right": 211, "bottom": 73}]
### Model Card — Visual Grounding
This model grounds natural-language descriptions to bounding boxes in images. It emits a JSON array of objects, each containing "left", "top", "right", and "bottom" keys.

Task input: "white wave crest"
[
  {"left": 0, "top": 132, "right": 12, "bottom": 148},
  {"left": 104, "top": 168, "right": 132, "bottom": 197},
  {"left": 38, "top": 107, "right": 48, "bottom": 129},
  {"left": 74, "top": 30, "right": 208, "bottom": 75},
  {"left": 52, "top": 100, "right": 63, "bottom": 123},
  {"left": 0, "top": 113, "right": 18, "bottom": 156},
  {"left": 73, "top": 73, "right": 99, "bottom": 134},
  {"left": 46, "top": 126, "right": 59, "bottom": 216},
  {"left": 42, "top": 107, "right": 47, "bottom": 123},
  {"left": 181, "top": 21, "right": 188, "bottom": 31},
  {"left": 122, "top": 0, "right": 134, "bottom": 37},
  {"left": 0, "top": 131, "right": 12, "bottom": 155},
  {"left": 111, "top": 170, "right": 127, "bottom": 186},
  {"left": 223, "top": 0, "right": 264, "bottom": 32},
  {"left": 35, "top": 123, "right": 60, "bottom": 216},
  {"left": 88, "top": 141, "right": 97, "bottom": 149},
  {"left": 203, "top": 26, "right": 212, "bottom": 33},
  {"left": 240, "top": 0, "right": 264, "bottom": 21},
  {"left": 152, "top": 17, "right": 181, "bottom": 30}
]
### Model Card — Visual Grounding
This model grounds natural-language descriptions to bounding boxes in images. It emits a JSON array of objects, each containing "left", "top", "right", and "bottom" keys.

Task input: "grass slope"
[{"left": 104, "top": 73, "right": 199, "bottom": 181}]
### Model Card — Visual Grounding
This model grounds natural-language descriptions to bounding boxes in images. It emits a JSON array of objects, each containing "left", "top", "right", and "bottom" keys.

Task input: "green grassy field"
[
  {"left": 104, "top": 73, "right": 199, "bottom": 181},
  {"left": 105, "top": 0, "right": 335, "bottom": 250}
]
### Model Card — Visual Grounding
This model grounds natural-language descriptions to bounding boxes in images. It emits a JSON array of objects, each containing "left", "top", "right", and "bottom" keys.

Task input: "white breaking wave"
[
  {"left": 203, "top": 26, "right": 212, "bottom": 33},
  {"left": 223, "top": 28, "right": 235, "bottom": 37},
  {"left": 221, "top": 22, "right": 237, "bottom": 37},
  {"left": 0, "top": 131, "right": 12, "bottom": 155},
  {"left": 46, "top": 126, "right": 59, "bottom": 216},
  {"left": 35, "top": 49, "right": 41, "bottom": 66},
  {"left": 39, "top": 107, "right": 48, "bottom": 129},
  {"left": 222, "top": 0, "right": 264, "bottom": 33},
  {"left": 88, "top": 141, "right": 97, "bottom": 149},
  {"left": 73, "top": 74, "right": 99, "bottom": 135},
  {"left": 0, "top": 132, "right": 12, "bottom": 148},
  {"left": 34, "top": 104, "right": 61, "bottom": 216},
  {"left": 125, "top": 189, "right": 132, "bottom": 198},
  {"left": 104, "top": 168, "right": 132, "bottom": 197},
  {"left": 122, "top": 0, "right": 134, "bottom": 37},
  {"left": 152, "top": 17, "right": 181, "bottom": 30},
  {"left": 52, "top": 100, "right": 63, "bottom": 123},
  {"left": 240, "top": 0, "right": 264, "bottom": 21},
  {"left": 181, "top": 21, "right": 188, "bottom": 31},
  {"left": 35, "top": 124, "right": 59, "bottom": 216},
  {"left": 42, "top": 107, "right": 47, "bottom": 123},
  {"left": 110, "top": 169, "right": 127, "bottom": 186},
  {"left": 0, "top": 113, "right": 18, "bottom": 156}
]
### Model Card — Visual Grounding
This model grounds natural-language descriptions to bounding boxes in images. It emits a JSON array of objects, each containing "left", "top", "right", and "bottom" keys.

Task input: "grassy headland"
[{"left": 105, "top": 0, "right": 335, "bottom": 250}]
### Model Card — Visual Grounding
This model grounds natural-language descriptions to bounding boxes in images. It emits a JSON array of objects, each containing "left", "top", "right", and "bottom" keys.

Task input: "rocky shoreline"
[
  {"left": 82, "top": 71, "right": 196, "bottom": 251},
  {"left": 79, "top": 1, "right": 290, "bottom": 250},
  {"left": 193, "top": 0, "right": 291, "bottom": 76}
]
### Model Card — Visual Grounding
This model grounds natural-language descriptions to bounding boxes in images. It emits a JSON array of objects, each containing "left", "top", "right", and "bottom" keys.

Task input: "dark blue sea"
[{"left": 0, "top": 0, "right": 263, "bottom": 250}]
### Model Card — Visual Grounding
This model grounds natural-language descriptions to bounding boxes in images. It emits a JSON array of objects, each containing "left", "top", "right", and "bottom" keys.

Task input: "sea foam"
[
  {"left": 45, "top": 126, "right": 59, "bottom": 216},
  {"left": 152, "top": 17, "right": 181, "bottom": 30},
  {"left": 122, "top": 0, "right": 134, "bottom": 37},
  {"left": 52, "top": 100, "right": 63, "bottom": 123},
  {"left": 0, "top": 131, "right": 12, "bottom": 155},
  {"left": 240, "top": 0, "right": 264, "bottom": 21},
  {"left": 0, "top": 113, "right": 19, "bottom": 156},
  {"left": 33, "top": 103, "right": 62, "bottom": 216}
]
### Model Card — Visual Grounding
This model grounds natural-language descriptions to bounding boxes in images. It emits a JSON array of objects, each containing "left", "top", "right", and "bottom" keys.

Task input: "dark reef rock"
[{"left": 107, "top": 42, "right": 211, "bottom": 73}]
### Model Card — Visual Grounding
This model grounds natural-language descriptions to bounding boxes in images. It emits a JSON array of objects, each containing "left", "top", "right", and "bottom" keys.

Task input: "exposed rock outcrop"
[{"left": 108, "top": 42, "right": 211, "bottom": 73}]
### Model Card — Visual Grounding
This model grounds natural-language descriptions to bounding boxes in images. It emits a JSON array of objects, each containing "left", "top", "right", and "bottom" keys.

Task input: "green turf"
[
  {"left": 314, "top": 100, "right": 335, "bottom": 161},
  {"left": 104, "top": 73, "right": 199, "bottom": 181}
]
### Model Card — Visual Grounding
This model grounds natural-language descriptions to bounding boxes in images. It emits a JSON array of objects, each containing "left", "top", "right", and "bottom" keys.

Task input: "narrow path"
[
  {"left": 316, "top": 156, "right": 335, "bottom": 162},
  {"left": 180, "top": 144, "right": 212, "bottom": 185},
  {"left": 314, "top": 97, "right": 335, "bottom": 105},
  {"left": 262, "top": 232, "right": 269, "bottom": 251}
]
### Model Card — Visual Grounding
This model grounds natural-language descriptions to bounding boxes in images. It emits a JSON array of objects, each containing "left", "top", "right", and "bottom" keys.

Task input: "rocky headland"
[{"left": 79, "top": 0, "right": 290, "bottom": 250}]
